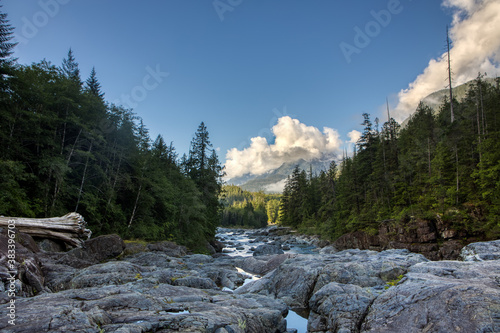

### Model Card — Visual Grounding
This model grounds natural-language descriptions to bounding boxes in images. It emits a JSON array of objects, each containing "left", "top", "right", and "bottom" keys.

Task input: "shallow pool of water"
[{"left": 286, "top": 308, "right": 309, "bottom": 333}]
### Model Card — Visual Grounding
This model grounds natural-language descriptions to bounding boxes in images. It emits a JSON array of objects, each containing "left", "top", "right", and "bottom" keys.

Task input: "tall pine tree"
[
  {"left": 85, "top": 66, "right": 104, "bottom": 99},
  {"left": 187, "top": 122, "right": 224, "bottom": 238}
]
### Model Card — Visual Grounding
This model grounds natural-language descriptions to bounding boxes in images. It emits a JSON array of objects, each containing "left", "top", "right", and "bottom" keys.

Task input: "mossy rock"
[{"left": 122, "top": 240, "right": 149, "bottom": 256}]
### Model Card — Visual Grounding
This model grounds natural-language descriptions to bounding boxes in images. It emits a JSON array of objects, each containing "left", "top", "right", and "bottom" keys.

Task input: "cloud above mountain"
[
  {"left": 225, "top": 116, "right": 343, "bottom": 179},
  {"left": 393, "top": 0, "right": 500, "bottom": 122}
]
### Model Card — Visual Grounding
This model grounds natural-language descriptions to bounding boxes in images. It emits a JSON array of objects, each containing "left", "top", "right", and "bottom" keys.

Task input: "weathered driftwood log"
[{"left": 0, "top": 212, "right": 91, "bottom": 248}]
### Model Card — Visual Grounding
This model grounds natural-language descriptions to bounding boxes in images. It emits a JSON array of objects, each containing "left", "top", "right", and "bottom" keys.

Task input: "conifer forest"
[{"left": 1, "top": 5, "right": 500, "bottom": 250}]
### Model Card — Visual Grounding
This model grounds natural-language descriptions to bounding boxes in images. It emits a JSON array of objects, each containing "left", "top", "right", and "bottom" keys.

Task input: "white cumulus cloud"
[
  {"left": 224, "top": 116, "right": 343, "bottom": 179},
  {"left": 347, "top": 130, "right": 362, "bottom": 144},
  {"left": 263, "top": 179, "right": 288, "bottom": 193},
  {"left": 393, "top": 0, "right": 500, "bottom": 122}
]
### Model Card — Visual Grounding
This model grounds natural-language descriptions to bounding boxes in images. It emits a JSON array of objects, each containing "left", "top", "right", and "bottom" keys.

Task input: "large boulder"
[
  {"left": 460, "top": 239, "right": 500, "bottom": 261},
  {"left": 68, "top": 261, "right": 143, "bottom": 289},
  {"left": 361, "top": 260, "right": 500, "bottom": 332},
  {"left": 253, "top": 244, "right": 284, "bottom": 256},
  {"left": 238, "top": 254, "right": 296, "bottom": 275},
  {"left": 147, "top": 240, "right": 187, "bottom": 257},
  {"left": 123, "top": 251, "right": 249, "bottom": 290},
  {"left": 0, "top": 279, "right": 289, "bottom": 332},
  {"left": 56, "top": 234, "right": 125, "bottom": 268},
  {"left": 237, "top": 249, "right": 428, "bottom": 308},
  {"left": 308, "top": 282, "right": 377, "bottom": 333},
  {"left": 171, "top": 276, "right": 218, "bottom": 289},
  {"left": 0, "top": 231, "right": 46, "bottom": 299}
]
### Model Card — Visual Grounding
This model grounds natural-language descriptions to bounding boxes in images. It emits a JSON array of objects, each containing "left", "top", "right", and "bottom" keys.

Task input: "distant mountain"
[
  {"left": 401, "top": 77, "right": 497, "bottom": 127},
  {"left": 421, "top": 77, "right": 496, "bottom": 111},
  {"left": 230, "top": 78, "right": 498, "bottom": 194},
  {"left": 230, "top": 158, "right": 333, "bottom": 193}
]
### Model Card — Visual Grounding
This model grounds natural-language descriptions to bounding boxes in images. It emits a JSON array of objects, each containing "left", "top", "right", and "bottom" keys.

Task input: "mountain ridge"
[
  {"left": 231, "top": 158, "right": 333, "bottom": 193},
  {"left": 229, "top": 77, "right": 498, "bottom": 194}
]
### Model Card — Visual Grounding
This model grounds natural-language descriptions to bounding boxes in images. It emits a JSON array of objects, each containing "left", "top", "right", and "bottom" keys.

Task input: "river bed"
[
  {"left": 216, "top": 227, "right": 319, "bottom": 257},
  {"left": 216, "top": 226, "right": 317, "bottom": 333}
]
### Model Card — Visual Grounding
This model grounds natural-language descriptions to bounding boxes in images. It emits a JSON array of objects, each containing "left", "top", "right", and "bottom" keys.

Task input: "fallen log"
[{"left": 0, "top": 212, "right": 92, "bottom": 248}]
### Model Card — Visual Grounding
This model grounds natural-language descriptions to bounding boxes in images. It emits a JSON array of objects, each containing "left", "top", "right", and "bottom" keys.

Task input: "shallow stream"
[
  {"left": 216, "top": 227, "right": 319, "bottom": 256},
  {"left": 216, "top": 227, "right": 317, "bottom": 333}
]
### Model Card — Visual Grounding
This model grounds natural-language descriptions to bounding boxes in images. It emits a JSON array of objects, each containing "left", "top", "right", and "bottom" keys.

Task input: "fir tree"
[
  {"left": 0, "top": 5, "right": 17, "bottom": 70},
  {"left": 188, "top": 122, "right": 224, "bottom": 237},
  {"left": 62, "top": 48, "right": 81, "bottom": 86},
  {"left": 85, "top": 66, "right": 104, "bottom": 99}
]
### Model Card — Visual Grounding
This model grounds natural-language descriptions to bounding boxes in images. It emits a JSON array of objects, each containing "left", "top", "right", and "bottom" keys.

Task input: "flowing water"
[
  {"left": 216, "top": 227, "right": 319, "bottom": 257},
  {"left": 216, "top": 227, "right": 316, "bottom": 333}
]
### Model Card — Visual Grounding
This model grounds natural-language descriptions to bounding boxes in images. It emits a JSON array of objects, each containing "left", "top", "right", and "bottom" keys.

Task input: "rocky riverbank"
[
  {"left": 2, "top": 226, "right": 500, "bottom": 332},
  {"left": 333, "top": 216, "right": 482, "bottom": 260}
]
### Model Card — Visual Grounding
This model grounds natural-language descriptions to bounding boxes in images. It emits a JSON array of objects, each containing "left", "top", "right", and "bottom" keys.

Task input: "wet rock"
[{"left": 253, "top": 244, "right": 284, "bottom": 256}]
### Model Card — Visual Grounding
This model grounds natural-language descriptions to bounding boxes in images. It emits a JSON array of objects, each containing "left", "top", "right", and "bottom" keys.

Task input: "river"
[{"left": 216, "top": 227, "right": 318, "bottom": 333}]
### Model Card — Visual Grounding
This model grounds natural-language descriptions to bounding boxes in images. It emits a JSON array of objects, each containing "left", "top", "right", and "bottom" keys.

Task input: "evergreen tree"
[
  {"left": 0, "top": 5, "right": 17, "bottom": 71},
  {"left": 85, "top": 66, "right": 104, "bottom": 99},
  {"left": 187, "top": 122, "right": 224, "bottom": 238},
  {"left": 62, "top": 48, "right": 81, "bottom": 87}
]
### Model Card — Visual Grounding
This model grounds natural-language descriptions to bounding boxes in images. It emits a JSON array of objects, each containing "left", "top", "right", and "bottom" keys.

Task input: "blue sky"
[{"left": 4, "top": 0, "right": 499, "bottom": 179}]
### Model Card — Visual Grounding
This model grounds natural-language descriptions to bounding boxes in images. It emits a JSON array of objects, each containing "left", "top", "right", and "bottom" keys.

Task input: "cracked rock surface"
[
  {"left": 0, "top": 233, "right": 288, "bottom": 332},
  {"left": 4, "top": 228, "right": 500, "bottom": 332}
]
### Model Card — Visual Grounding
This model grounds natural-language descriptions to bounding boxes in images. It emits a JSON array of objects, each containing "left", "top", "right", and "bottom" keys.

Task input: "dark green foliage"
[
  {"left": 220, "top": 185, "right": 280, "bottom": 228},
  {"left": 85, "top": 67, "right": 104, "bottom": 99},
  {"left": 0, "top": 4, "right": 16, "bottom": 72},
  {"left": 279, "top": 78, "right": 500, "bottom": 240},
  {"left": 61, "top": 48, "right": 81, "bottom": 87},
  {"left": 184, "top": 122, "right": 225, "bottom": 239},
  {"left": 0, "top": 26, "right": 222, "bottom": 251}
]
